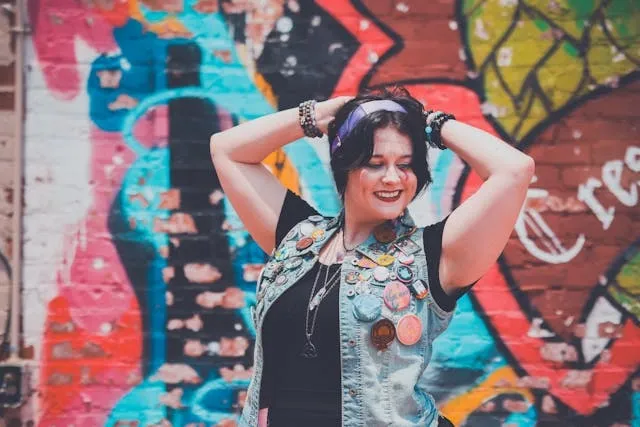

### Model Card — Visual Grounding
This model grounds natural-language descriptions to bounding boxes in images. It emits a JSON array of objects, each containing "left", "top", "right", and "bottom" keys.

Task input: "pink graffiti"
[
  {"left": 29, "top": 0, "right": 118, "bottom": 98},
  {"left": 39, "top": 106, "right": 166, "bottom": 425}
]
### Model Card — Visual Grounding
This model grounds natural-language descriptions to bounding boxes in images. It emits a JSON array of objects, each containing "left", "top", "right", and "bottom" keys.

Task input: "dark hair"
[{"left": 327, "top": 86, "right": 433, "bottom": 198}]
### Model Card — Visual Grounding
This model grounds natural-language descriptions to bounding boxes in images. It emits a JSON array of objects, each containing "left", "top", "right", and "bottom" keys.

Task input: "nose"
[{"left": 381, "top": 165, "right": 401, "bottom": 184}]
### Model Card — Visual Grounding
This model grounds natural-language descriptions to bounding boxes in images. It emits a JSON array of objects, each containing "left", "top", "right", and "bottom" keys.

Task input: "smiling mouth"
[{"left": 374, "top": 190, "right": 402, "bottom": 202}]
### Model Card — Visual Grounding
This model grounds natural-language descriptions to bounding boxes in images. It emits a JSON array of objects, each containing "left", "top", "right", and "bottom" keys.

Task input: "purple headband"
[{"left": 330, "top": 100, "right": 407, "bottom": 154}]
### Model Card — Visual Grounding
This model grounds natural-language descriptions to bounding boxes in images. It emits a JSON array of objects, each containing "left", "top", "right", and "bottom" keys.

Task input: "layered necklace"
[{"left": 300, "top": 228, "right": 355, "bottom": 358}]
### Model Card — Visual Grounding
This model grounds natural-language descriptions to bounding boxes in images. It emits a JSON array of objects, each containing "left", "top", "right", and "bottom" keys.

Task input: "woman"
[{"left": 210, "top": 87, "right": 534, "bottom": 427}]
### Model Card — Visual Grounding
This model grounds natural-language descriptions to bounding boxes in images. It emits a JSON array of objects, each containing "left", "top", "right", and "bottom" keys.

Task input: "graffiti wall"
[{"left": 22, "top": 0, "right": 639, "bottom": 426}]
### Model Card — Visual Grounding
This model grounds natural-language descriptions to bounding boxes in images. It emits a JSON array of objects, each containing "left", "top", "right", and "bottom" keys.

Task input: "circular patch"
[
  {"left": 275, "top": 274, "right": 287, "bottom": 286},
  {"left": 396, "top": 265, "right": 414, "bottom": 283},
  {"left": 374, "top": 223, "right": 396, "bottom": 243},
  {"left": 296, "top": 237, "right": 314, "bottom": 251},
  {"left": 352, "top": 294, "right": 382, "bottom": 322},
  {"left": 376, "top": 254, "right": 395, "bottom": 267},
  {"left": 383, "top": 281, "right": 411, "bottom": 311},
  {"left": 371, "top": 318, "right": 396, "bottom": 350},
  {"left": 397, "top": 314, "right": 423, "bottom": 345}
]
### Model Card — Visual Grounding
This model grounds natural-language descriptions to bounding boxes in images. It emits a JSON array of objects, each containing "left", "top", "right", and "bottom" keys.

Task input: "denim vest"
[{"left": 240, "top": 211, "right": 454, "bottom": 427}]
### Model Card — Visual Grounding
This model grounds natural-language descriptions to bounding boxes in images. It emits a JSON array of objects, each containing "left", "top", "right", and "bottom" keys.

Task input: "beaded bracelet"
[
  {"left": 298, "top": 100, "right": 323, "bottom": 138},
  {"left": 425, "top": 111, "right": 455, "bottom": 150}
]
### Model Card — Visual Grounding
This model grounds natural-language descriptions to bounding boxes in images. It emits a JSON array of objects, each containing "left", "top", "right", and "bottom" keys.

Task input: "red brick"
[
  {"left": 561, "top": 166, "right": 601, "bottom": 188},
  {"left": 529, "top": 143, "right": 591, "bottom": 165},
  {"left": 591, "top": 140, "right": 635, "bottom": 164}
]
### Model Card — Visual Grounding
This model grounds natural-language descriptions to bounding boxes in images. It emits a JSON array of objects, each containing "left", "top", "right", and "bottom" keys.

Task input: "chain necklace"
[
  {"left": 301, "top": 234, "right": 344, "bottom": 358},
  {"left": 301, "top": 261, "right": 341, "bottom": 358},
  {"left": 341, "top": 227, "right": 358, "bottom": 253}
]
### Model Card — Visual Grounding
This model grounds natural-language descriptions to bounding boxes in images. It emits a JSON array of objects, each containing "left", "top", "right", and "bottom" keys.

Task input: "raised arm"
[
  {"left": 209, "top": 97, "right": 350, "bottom": 253},
  {"left": 438, "top": 120, "right": 535, "bottom": 293}
]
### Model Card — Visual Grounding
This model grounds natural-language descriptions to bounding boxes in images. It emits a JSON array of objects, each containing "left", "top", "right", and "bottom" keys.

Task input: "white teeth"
[{"left": 376, "top": 191, "right": 400, "bottom": 198}]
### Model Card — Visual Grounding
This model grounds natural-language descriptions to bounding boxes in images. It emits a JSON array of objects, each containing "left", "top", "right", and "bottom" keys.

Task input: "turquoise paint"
[
  {"left": 430, "top": 148, "right": 456, "bottom": 217},
  {"left": 105, "top": 379, "right": 167, "bottom": 426}
]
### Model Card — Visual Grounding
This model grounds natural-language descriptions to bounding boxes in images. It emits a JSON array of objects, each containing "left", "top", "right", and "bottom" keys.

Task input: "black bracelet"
[
  {"left": 425, "top": 112, "right": 455, "bottom": 150},
  {"left": 298, "top": 100, "right": 323, "bottom": 138}
]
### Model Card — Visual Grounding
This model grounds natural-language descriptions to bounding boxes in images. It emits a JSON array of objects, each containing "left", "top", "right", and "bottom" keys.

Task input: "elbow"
[
  {"left": 520, "top": 155, "right": 535, "bottom": 180},
  {"left": 502, "top": 155, "right": 535, "bottom": 182}
]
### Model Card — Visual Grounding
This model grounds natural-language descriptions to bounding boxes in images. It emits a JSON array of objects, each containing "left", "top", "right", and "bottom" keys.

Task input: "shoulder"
[{"left": 275, "top": 190, "right": 322, "bottom": 247}]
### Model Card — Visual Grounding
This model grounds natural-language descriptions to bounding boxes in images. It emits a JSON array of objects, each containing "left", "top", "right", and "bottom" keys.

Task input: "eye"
[
  {"left": 365, "top": 163, "right": 384, "bottom": 169},
  {"left": 397, "top": 163, "right": 412, "bottom": 170}
]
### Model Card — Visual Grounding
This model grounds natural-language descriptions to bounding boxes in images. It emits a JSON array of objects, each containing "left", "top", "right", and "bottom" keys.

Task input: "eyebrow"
[{"left": 370, "top": 154, "right": 413, "bottom": 159}]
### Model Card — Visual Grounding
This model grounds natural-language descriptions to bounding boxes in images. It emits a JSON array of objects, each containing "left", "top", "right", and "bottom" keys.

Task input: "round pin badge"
[
  {"left": 373, "top": 266, "right": 390, "bottom": 282},
  {"left": 376, "top": 254, "right": 395, "bottom": 267},
  {"left": 275, "top": 274, "right": 288, "bottom": 286},
  {"left": 358, "top": 270, "right": 372, "bottom": 281},
  {"left": 396, "top": 265, "right": 414, "bottom": 283},
  {"left": 352, "top": 294, "right": 382, "bottom": 322},
  {"left": 371, "top": 318, "right": 396, "bottom": 350},
  {"left": 296, "top": 237, "right": 314, "bottom": 251},
  {"left": 396, "top": 314, "right": 423, "bottom": 345},
  {"left": 373, "top": 223, "right": 396, "bottom": 244},
  {"left": 383, "top": 281, "right": 411, "bottom": 311},
  {"left": 308, "top": 215, "right": 324, "bottom": 223},
  {"left": 345, "top": 271, "right": 359, "bottom": 284},
  {"left": 311, "top": 229, "right": 325, "bottom": 241},
  {"left": 299, "top": 221, "right": 315, "bottom": 237},
  {"left": 397, "top": 253, "right": 415, "bottom": 265}
]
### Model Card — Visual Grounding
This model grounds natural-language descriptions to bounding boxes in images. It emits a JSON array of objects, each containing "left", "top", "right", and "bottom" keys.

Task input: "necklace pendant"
[{"left": 301, "top": 341, "right": 318, "bottom": 358}]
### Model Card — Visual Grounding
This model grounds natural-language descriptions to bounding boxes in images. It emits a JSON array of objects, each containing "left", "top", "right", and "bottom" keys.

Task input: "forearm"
[
  {"left": 210, "top": 107, "right": 304, "bottom": 164},
  {"left": 441, "top": 120, "right": 534, "bottom": 180}
]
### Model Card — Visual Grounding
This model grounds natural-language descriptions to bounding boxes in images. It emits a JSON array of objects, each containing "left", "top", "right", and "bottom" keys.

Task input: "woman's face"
[{"left": 344, "top": 126, "right": 418, "bottom": 223}]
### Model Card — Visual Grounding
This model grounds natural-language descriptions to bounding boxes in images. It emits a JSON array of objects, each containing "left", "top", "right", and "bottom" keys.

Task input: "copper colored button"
[
  {"left": 370, "top": 318, "right": 396, "bottom": 350},
  {"left": 374, "top": 223, "right": 396, "bottom": 243},
  {"left": 296, "top": 237, "right": 314, "bottom": 251},
  {"left": 396, "top": 314, "right": 422, "bottom": 345}
]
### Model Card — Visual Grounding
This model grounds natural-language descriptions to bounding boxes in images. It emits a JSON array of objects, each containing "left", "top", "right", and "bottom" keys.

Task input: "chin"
[{"left": 370, "top": 204, "right": 407, "bottom": 221}]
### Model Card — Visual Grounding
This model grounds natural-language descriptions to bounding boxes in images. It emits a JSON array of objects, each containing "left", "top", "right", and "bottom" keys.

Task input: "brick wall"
[
  {"left": 0, "top": 0, "right": 15, "bottom": 357},
  {"left": 19, "top": 1, "right": 640, "bottom": 426}
]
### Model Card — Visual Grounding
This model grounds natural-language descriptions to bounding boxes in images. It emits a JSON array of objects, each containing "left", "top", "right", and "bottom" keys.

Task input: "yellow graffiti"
[
  {"left": 464, "top": 0, "right": 640, "bottom": 140},
  {"left": 439, "top": 365, "right": 535, "bottom": 425}
]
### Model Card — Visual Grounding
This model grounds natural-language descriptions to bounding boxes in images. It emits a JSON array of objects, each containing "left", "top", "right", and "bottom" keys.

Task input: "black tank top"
[{"left": 259, "top": 191, "right": 462, "bottom": 426}]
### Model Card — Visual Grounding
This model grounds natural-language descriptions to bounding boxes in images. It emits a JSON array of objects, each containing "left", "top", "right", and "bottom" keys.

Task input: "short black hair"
[{"left": 326, "top": 86, "right": 433, "bottom": 198}]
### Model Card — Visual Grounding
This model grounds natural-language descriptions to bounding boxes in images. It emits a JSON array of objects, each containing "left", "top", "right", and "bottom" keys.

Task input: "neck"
[{"left": 342, "top": 200, "right": 384, "bottom": 250}]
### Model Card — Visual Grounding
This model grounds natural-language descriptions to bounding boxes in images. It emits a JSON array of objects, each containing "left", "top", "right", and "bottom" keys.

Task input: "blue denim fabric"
[{"left": 240, "top": 212, "right": 454, "bottom": 427}]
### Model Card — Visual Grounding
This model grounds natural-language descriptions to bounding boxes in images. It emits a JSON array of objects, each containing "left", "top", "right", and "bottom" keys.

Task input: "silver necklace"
[
  {"left": 341, "top": 227, "right": 357, "bottom": 253},
  {"left": 301, "top": 258, "right": 342, "bottom": 359}
]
